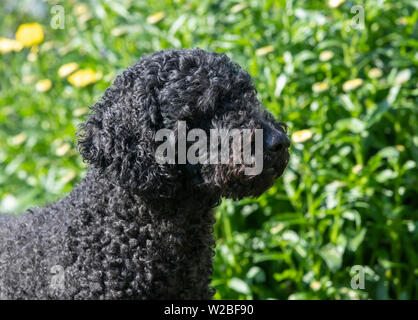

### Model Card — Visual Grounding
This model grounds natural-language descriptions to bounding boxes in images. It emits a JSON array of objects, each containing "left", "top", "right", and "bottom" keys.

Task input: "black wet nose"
[{"left": 265, "top": 128, "right": 290, "bottom": 152}]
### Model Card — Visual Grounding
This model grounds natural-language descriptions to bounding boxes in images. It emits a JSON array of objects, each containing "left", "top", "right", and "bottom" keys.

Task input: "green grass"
[{"left": 0, "top": 0, "right": 417, "bottom": 299}]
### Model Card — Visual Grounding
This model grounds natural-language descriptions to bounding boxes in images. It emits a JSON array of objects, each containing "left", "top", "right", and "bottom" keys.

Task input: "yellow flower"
[
  {"left": 292, "top": 129, "right": 313, "bottom": 143},
  {"left": 58, "top": 62, "right": 79, "bottom": 78},
  {"left": 310, "top": 281, "right": 321, "bottom": 291},
  {"left": 0, "top": 37, "right": 23, "bottom": 53},
  {"left": 342, "top": 78, "right": 363, "bottom": 92},
  {"left": 328, "top": 0, "right": 345, "bottom": 8},
  {"left": 352, "top": 164, "right": 363, "bottom": 174},
  {"left": 74, "top": 4, "right": 88, "bottom": 16},
  {"left": 312, "top": 82, "right": 329, "bottom": 93},
  {"left": 68, "top": 68, "right": 101, "bottom": 87},
  {"left": 147, "top": 12, "right": 165, "bottom": 24},
  {"left": 319, "top": 50, "right": 334, "bottom": 62},
  {"left": 256, "top": 46, "right": 274, "bottom": 56},
  {"left": 73, "top": 107, "right": 89, "bottom": 117},
  {"left": 231, "top": 3, "right": 248, "bottom": 14},
  {"left": 35, "top": 79, "right": 52, "bottom": 92},
  {"left": 394, "top": 69, "right": 411, "bottom": 85},
  {"left": 11, "top": 133, "right": 27, "bottom": 145},
  {"left": 16, "top": 22, "right": 44, "bottom": 47},
  {"left": 368, "top": 68, "right": 382, "bottom": 79},
  {"left": 56, "top": 143, "right": 71, "bottom": 156}
]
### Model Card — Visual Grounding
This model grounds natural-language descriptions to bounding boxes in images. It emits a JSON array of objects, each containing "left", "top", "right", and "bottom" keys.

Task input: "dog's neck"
[{"left": 65, "top": 167, "right": 218, "bottom": 299}]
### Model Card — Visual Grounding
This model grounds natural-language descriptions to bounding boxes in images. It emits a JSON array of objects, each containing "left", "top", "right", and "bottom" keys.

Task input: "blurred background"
[{"left": 0, "top": 0, "right": 417, "bottom": 299}]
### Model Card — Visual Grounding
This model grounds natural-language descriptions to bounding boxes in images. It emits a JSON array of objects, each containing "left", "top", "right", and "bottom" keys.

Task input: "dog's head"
[{"left": 78, "top": 49, "right": 289, "bottom": 204}]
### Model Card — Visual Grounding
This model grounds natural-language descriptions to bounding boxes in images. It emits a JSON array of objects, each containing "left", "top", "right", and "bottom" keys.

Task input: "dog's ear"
[
  {"left": 77, "top": 77, "right": 181, "bottom": 200},
  {"left": 77, "top": 100, "right": 112, "bottom": 169}
]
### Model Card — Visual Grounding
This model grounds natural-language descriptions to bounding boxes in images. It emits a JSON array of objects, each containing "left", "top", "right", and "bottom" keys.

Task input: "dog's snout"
[{"left": 265, "top": 128, "right": 290, "bottom": 152}]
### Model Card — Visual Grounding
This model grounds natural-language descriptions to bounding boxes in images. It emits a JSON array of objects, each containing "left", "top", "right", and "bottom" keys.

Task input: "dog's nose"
[{"left": 265, "top": 128, "right": 290, "bottom": 152}]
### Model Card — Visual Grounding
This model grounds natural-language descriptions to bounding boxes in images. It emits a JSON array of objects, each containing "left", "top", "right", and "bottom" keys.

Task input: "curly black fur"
[{"left": 0, "top": 48, "right": 289, "bottom": 299}]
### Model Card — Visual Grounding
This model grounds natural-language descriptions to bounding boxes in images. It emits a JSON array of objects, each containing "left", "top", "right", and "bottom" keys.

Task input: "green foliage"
[{"left": 0, "top": 0, "right": 417, "bottom": 299}]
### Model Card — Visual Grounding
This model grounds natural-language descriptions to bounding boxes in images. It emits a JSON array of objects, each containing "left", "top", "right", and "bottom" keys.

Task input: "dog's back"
[{"left": 0, "top": 206, "right": 69, "bottom": 299}]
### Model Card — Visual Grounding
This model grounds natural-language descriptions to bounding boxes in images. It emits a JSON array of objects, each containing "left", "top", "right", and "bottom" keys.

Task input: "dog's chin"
[{"left": 218, "top": 153, "right": 289, "bottom": 200}]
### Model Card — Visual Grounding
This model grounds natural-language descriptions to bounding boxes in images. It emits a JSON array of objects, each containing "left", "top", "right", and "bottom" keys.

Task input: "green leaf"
[
  {"left": 377, "top": 147, "right": 400, "bottom": 159},
  {"left": 228, "top": 278, "right": 251, "bottom": 295},
  {"left": 247, "top": 266, "right": 266, "bottom": 283},
  {"left": 335, "top": 118, "right": 365, "bottom": 134},
  {"left": 375, "top": 169, "right": 398, "bottom": 183},
  {"left": 319, "top": 244, "right": 344, "bottom": 273},
  {"left": 348, "top": 228, "right": 367, "bottom": 251},
  {"left": 274, "top": 269, "right": 299, "bottom": 282}
]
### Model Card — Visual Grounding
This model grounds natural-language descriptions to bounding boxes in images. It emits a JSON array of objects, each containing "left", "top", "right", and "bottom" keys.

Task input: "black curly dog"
[{"left": 0, "top": 48, "right": 289, "bottom": 299}]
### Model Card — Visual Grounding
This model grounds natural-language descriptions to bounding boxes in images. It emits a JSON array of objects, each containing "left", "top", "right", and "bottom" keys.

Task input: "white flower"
[{"left": 394, "top": 69, "right": 411, "bottom": 85}]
